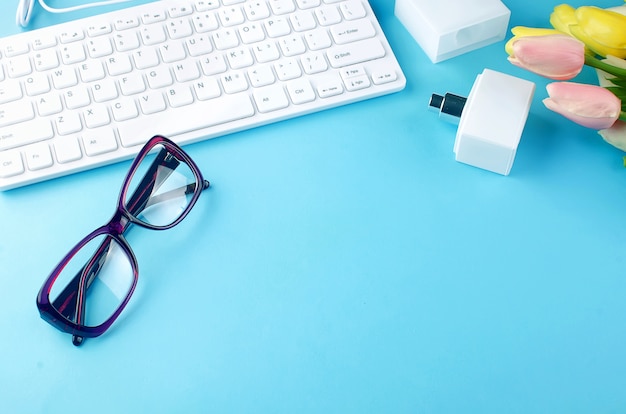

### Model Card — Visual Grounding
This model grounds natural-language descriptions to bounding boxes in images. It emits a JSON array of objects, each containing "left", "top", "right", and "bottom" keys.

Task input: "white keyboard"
[{"left": 0, "top": 0, "right": 405, "bottom": 190}]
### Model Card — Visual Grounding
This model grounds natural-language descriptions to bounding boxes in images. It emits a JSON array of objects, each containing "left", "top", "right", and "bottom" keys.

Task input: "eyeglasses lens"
[
  {"left": 123, "top": 143, "right": 198, "bottom": 227},
  {"left": 50, "top": 235, "right": 134, "bottom": 328}
]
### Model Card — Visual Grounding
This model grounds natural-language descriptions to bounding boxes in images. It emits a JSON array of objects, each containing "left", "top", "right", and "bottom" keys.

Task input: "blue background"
[{"left": 1, "top": 0, "right": 625, "bottom": 412}]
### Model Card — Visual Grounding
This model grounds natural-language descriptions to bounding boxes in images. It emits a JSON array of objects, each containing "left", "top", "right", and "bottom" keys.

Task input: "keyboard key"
[
  {"left": 168, "top": 5, "right": 194, "bottom": 18},
  {"left": 114, "top": 17, "right": 140, "bottom": 30},
  {"left": 114, "top": 32, "right": 140, "bottom": 52},
  {"left": 296, "top": 0, "right": 321, "bottom": 10},
  {"left": 32, "top": 37, "right": 57, "bottom": 51},
  {"left": 244, "top": 1, "right": 270, "bottom": 20},
  {"left": 218, "top": 6, "right": 246, "bottom": 27},
  {"left": 166, "top": 19, "right": 193, "bottom": 39},
  {"left": 83, "top": 105, "right": 111, "bottom": 128},
  {"left": 220, "top": 71, "right": 249, "bottom": 94},
  {"left": 132, "top": 48, "right": 160, "bottom": 69},
  {"left": 330, "top": 19, "right": 376, "bottom": 45},
  {"left": 51, "top": 68, "right": 79, "bottom": 89},
  {"left": 301, "top": 52, "right": 328, "bottom": 74},
  {"left": 213, "top": 29, "right": 239, "bottom": 50},
  {"left": 0, "top": 100, "right": 34, "bottom": 127},
  {"left": 0, "top": 150, "right": 24, "bottom": 178},
  {"left": 111, "top": 98, "right": 139, "bottom": 121},
  {"left": 317, "top": 77, "right": 344, "bottom": 98},
  {"left": 253, "top": 85, "right": 289, "bottom": 112},
  {"left": 248, "top": 65, "right": 276, "bottom": 87},
  {"left": 87, "top": 23, "right": 112, "bottom": 37},
  {"left": 195, "top": 1, "right": 220, "bottom": 11},
  {"left": 269, "top": 0, "right": 296, "bottom": 15},
  {"left": 117, "top": 93, "right": 255, "bottom": 147},
  {"left": 60, "top": 30, "right": 85, "bottom": 44},
  {"left": 278, "top": 36, "right": 307, "bottom": 56},
  {"left": 33, "top": 49, "right": 60, "bottom": 71},
  {"left": 372, "top": 69, "right": 398, "bottom": 85},
  {"left": 7, "top": 56, "right": 32, "bottom": 78},
  {"left": 24, "top": 73, "right": 51, "bottom": 96},
  {"left": 63, "top": 87, "right": 91, "bottom": 109},
  {"left": 316, "top": 6, "right": 342, "bottom": 26},
  {"left": 264, "top": 17, "right": 291, "bottom": 37},
  {"left": 341, "top": 72, "right": 371, "bottom": 92},
  {"left": 140, "top": 25, "right": 167, "bottom": 46},
  {"left": 326, "top": 38, "right": 386, "bottom": 68},
  {"left": 192, "top": 13, "right": 219, "bottom": 33},
  {"left": 24, "top": 142, "right": 54, "bottom": 171},
  {"left": 194, "top": 77, "right": 221, "bottom": 100},
  {"left": 139, "top": 91, "right": 167, "bottom": 114},
  {"left": 290, "top": 11, "right": 317, "bottom": 32},
  {"left": 61, "top": 43, "right": 86, "bottom": 64},
  {"left": 0, "top": 119, "right": 53, "bottom": 150},
  {"left": 54, "top": 136, "right": 82, "bottom": 163},
  {"left": 340, "top": 0, "right": 367, "bottom": 20},
  {"left": 82, "top": 128, "right": 118, "bottom": 156},
  {"left": 106, "top": 55, "right": 133, "bottom": 76},
  {"left": 119, "top": 73, "right": 146, "bottom": 95},
  {"left": 186, "top": 35, "right": 214, "bottom": 56},
  {"left": 274, "top": 59, "right": 302, "bottom": 80},
  {"left": 286, "top": 79, "right": 316, "bottom": 104},
  {"left": 4, "top": 42, "right": 30, "bottom": 57},
  {"left": 87, "top": 37, "right": 114, "bottom": 58},
  {"left": 56, "top": 112, "right": 82, "bottom": 135},
  {"left": 166, "top": 85, "right": 195, "bottom": 108},
  {"left": 146, "top": 66, "right": 174, "bottom": 89},
  {"left": 79, "top": 61, "right": 106, "bottom": 82},
  {"left": 0, "top": 81, "right": 23, "bottom": 104}
]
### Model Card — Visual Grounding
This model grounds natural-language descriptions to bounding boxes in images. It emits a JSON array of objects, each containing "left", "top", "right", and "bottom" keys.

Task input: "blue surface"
[{"left": 1, "top": 0, "right": 626, "bottom": 412}]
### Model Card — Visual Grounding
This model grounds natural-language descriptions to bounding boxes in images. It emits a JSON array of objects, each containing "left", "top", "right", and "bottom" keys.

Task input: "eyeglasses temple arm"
[{"left": 125, "top": 148, "right": 176, "bottom": 217}]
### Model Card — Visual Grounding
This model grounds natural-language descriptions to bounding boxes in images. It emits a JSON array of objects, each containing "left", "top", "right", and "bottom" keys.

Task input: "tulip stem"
[
  {"left": 620, "top": 111, "right": 626, "bottom": 122},
  {"left": 585, "top": 55, "right": 626, "bottom": 79}
]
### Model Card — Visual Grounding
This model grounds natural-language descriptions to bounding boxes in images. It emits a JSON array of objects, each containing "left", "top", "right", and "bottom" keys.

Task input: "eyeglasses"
[{"left": 36, "top": 135, "right": 210, "bottom": 346}]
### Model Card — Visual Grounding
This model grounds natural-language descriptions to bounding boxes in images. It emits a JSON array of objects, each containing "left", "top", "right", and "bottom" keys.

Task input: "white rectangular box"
[{"left": 395, "top": 0, "right": 511, "bottom": 63}]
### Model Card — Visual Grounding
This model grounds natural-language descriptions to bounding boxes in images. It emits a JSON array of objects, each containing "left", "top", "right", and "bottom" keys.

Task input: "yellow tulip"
[
  {"left": 569, "top": 6, "right": 626, "bottom": 58},
  {"left": 550, "top": 4, "right": 577, "bottom": 35},
  {"left": 505, "top": 26, "right": 563, "bottom": 56}
]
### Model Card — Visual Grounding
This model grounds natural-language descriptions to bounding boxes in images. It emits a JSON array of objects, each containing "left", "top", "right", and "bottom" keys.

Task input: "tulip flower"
[
  {"left": 506, "top": 31, "right": 585, "bottom": 80},
  {"left": 543, "top": 82, "right": 622, "bottom": 129},
  {"left": 599, "top": 120, "right": 626, "bottom": 152},
  {"left": 550, "top": 4, "right": 577, "bottom": 36},
  {"left": 567, "top": 6, "right": 626, "bottom": 58}
]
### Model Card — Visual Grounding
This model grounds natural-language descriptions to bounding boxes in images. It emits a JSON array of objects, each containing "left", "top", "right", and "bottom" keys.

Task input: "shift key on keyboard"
[
  {"left": 117, "top": 93, "right": 255, "bottom": 147},
  {"left": 0, "top": 119, "right": 54, "bottom": 150},
  {"left": 327, "top": 38, "right": 386, "bottom": 68}
]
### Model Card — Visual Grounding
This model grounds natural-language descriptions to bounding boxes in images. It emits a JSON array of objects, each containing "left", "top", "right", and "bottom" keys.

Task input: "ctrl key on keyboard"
[{"left": 0, "top": 150, "right": 25, "bottom": 178}]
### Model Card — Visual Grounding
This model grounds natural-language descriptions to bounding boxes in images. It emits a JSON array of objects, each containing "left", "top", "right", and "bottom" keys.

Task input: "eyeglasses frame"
[{"left": 36, "top": 135, "right": 210, "bottom": 345}]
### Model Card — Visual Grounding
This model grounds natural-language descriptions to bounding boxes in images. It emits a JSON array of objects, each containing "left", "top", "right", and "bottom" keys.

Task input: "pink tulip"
[
  {"left": 598, "top": 120, "right": 626, "bottom": 151},
  {"left": 507, "top": 34, "right": 585, "bottom": 80},
  {"left": 543, "top": 82, "right": 622, "bottom": 129}
]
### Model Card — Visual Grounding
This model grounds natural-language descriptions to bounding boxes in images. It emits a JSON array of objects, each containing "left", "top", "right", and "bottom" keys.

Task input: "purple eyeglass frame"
[{"left": 36, "top": 135, "right": 210, "bottom": 346}]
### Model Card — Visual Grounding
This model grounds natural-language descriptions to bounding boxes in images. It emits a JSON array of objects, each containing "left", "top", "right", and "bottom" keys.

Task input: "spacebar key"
[{"left": 118, "top": 93, "right": 255, "bottom": 147}]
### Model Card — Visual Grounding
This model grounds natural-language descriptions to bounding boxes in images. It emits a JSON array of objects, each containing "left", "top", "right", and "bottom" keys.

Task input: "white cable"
[{"left": 16, "top": 0, "right": 135, "bottom": 27}]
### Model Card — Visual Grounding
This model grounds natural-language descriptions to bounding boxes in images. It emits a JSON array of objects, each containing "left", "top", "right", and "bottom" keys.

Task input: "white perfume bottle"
[{"left": 429, "top": 69, "right": 536, "bottom": 175}]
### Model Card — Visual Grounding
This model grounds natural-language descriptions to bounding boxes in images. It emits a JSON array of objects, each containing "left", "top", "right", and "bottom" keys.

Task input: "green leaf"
[
  {"left": 606, "top": 86, "right": 626, "bottom": 101},
  {"left": 606, "top": 78, "right": 626, "bottom": 88}
]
